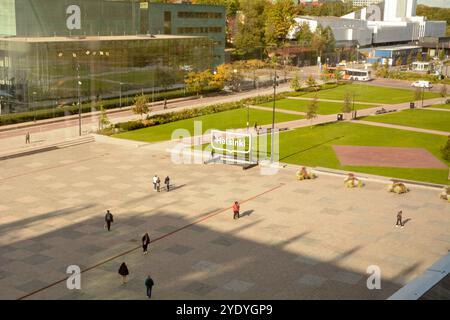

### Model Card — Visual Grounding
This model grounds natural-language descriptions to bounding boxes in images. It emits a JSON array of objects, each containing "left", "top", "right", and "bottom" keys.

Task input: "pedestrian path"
[
  {"left": 286, "top": 96, "right": 382, "bottom": 106},
  {"left": 248, "top": 105, "right": 306, "bottom": 116},
  {"left": 423, "top": 107, "right": 450, "bottom": 112},
  {"left": 353, "top": 120, "right": 450, "bottom": 136}
]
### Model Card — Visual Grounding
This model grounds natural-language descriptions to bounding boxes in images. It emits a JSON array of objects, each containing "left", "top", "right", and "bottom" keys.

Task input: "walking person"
[
  {"left": 156, "top": 176, "right": 161, "bottom": 192},
  {"left": 104, "top": 210, "right": 114, "bottom": 231},
  {"left": 396, "top": 210, "right": 404, "bottom": 228},
  {"left": 142, "top": 232, "right": 151, "bottom": 255},
  {"left": 118, "top": 262, "right": 129, "bottom": 284},
  {"left": 145, "top": 275, "right": 154, "bottom": 299},
  {"left": 163, "top": 98, "right": 168, "bottom": 109},
  {"left": 164, "top": 176, "right": 170, "bottom": 192},
  {"left": 25, "top": 132, "right": 30, "bottom": 144},
  {"left": 152, "top": 175, "right": 158, "bottom": 192},
  {"left": 232, "top": 201, "right": 240, "bottom": 220}
]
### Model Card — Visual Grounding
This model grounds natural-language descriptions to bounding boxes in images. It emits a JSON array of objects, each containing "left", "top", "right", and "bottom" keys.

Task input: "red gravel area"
[{"left": 333, "top": 145, "right": 448, "bottom": 169}]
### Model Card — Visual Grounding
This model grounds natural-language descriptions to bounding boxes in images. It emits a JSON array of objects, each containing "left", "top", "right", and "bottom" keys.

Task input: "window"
[
  {"left": 164, "top": 11, "right": 172, "bottom": 34},
  {"left": 177, "top": 12, "right": 223, "bottom": 19}
]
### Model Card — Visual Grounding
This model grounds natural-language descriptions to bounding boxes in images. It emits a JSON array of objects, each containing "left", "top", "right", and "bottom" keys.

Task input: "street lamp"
[
  {"left": 271, "top": 66, "right": 279, "bottom": 163},
  {"left": 421, "top": 86, "right": 425, "bottom": 108},
  {"left": 356, "top": 45, "right": 360, "bottom": 65},
  {"left": 58, "top": 50, "right": 109, "bottom": 136},
  {"left": 32, "top": 91, "right": 37, "bottom": 122},
  {"left": 58, "top": 52, "right": 82, "bottom": 136},
  {"left": 119, "top": 82, "right": 123, "bottom": 108}
]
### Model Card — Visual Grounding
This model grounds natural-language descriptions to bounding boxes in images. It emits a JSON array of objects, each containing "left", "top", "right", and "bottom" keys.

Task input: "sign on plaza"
[{"left": 211, "top": 130, "right": 252, "bottom": 154}]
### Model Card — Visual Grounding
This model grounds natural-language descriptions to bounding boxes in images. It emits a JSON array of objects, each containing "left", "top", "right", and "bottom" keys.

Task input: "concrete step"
[{"left": 0, "top": 135, "right": 95, "bottom": 161}]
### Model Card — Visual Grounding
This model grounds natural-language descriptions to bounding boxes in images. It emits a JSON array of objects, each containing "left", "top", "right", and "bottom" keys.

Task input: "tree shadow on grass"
[{"left": 279, "top": 136, "right": 345, "bottom": 161}]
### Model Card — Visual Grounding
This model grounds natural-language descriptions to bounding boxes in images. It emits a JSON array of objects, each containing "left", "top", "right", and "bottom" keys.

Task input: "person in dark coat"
[
  {"left": 145, "top": 275, "right": 154, "bottom": 299},
  {"left": 142, "top": 233, "right": 151, "bottom": 255},
  {"left": 118, "top": 262, "right": 129, "bottom": 284},
  {"left": 164, "top": 176, "right": 170, "bottom": 192},
  {"left": 105, "top": 210, "right": 114, "bottom": 231}
]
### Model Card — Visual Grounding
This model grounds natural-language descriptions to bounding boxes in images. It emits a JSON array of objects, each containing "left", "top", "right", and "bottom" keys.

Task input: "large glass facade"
[
  {"left": 0, "top": 35, "right": 214, "bottom": 114},
  {"left": 0, "top": 0, "right": 223, "bottom": 116}
]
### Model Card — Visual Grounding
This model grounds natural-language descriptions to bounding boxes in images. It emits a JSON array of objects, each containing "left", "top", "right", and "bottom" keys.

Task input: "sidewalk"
[
  {"left": 354, "top": 120, "right": 450, "bottom": 136},
  {"left": 287, "top": 96, "right": 381, "bottom": 106}
]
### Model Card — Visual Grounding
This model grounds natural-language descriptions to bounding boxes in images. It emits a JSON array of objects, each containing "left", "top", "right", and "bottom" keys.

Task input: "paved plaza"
[{"left": 0, "top": 138, "right": 449, "bottom": 300}]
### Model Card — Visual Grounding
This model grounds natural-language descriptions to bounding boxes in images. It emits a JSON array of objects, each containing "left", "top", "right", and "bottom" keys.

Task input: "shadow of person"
[
  {"left": 240, "top": 210, "right": 254, "bottom": 218},
  {"left": 403, "top": 218, "right": 412, "bottom": 226}
]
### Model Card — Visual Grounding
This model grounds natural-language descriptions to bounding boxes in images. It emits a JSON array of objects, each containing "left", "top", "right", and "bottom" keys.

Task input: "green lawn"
[
  {"left": 259, "top": 98, "right": 374, "bottom": 115},
  {"left": 361, "top": 109, "right": 450, "bottom": 132},
  {"left": 301, "top": 84, "right": 439, "bottom": 104},
  {"left": 429, "top": 104, "right": 450, "bottom": 110},
  {"left": 114, "top": 108, "right": 303, "bottom": 143},
  {"left": 271, "top": 122, "right": 449, "bottom": 184}
]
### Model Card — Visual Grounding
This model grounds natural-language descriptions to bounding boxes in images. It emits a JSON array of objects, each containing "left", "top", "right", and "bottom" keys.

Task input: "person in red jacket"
[{"left": 232, "top": 201, "right": 240, "bottom": 220}]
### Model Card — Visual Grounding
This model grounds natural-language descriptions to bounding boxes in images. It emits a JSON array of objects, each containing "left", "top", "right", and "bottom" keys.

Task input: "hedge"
[{"left": 0, "top": 87, "right": 217, "bottom": 126}]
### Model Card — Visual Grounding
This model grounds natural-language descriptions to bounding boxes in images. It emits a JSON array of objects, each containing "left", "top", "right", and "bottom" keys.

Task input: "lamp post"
[
  {"left": 32, "top": 91, "right": 37, "bottom": 122},
  {"left": 119, "top": 82, "right": 123, "bottom": 108},
  {"left": 76, "top": 59, "right": 82, "bottom": 136},
  {"left": 58, "top": 52, "right": 82, "bottom": 136},
  {"left": 356, "top": 45, "right": 360, "bottom": 65},
  {"left": 421, "top": 86, "right": 425, "bottom": 108},
  {"left": 58, "top": 50, "right": 109, "bottom": 136},
  {"left": 271, "top": 66, "right": 278, "bottom": 164}
]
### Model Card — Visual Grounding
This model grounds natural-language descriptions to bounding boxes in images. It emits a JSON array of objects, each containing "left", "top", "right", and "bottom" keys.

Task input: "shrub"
[{"left": 441, "top": 136, "right": 450, "bottom": 161}]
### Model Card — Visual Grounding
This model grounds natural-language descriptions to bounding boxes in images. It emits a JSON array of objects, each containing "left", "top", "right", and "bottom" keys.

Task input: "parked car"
[{"left": 411, "top": 80, "right": 433, "bottom": 89}]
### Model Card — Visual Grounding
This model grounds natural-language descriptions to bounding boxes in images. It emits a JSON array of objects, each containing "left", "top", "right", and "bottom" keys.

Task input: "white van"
[{"left": 411, "top": 80, "right": 433, "bottom": 89}]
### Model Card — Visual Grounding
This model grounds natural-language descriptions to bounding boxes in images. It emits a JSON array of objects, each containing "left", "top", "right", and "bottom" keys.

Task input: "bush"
[
  {"left": 109, "top": 101, "right": 245, "bottom": 134},
  {"left": 0, "top": 87, "right": 218, "bottom": 126},
  {"left": 115, "top": 120, "right": 146, "bottom": 132},
  {"left": 441, "top": 136, "right": 450, "bottom": 160}
]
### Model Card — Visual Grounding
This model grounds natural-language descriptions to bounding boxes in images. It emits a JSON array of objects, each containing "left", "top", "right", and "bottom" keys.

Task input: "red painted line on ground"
[{"left": 16, "top": 183, "right": 284, "bottom": 300}]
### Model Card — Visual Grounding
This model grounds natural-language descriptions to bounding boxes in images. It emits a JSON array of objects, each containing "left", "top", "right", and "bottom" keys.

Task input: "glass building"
[
  {"left": 0, "top": 0, "right": 222, "bottom": 115},
  {"left": 146, "top": 2, "right": 226, "bottom": 68}
]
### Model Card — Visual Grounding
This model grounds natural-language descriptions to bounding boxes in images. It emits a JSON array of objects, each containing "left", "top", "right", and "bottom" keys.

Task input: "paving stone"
[
  {"left": 26, "top": 242, "right": 52, "bottom": 253},
  {"left": 155, "top": 225, "right": 178, "bottom": 234},
  {"left": 434, "top": 234, "right": 450, "bottom": 243},
  {"left": 294, "top": 256, "right": 319, "bottom": 266},
  {"left": 320, "top": 208, "right": 342, "bottom": 216},
  {"left": 16, "top": 280, "right": 49, "bottom": 293},
  {"left": 223, "top": 279, "right": 254, "bottom": 292},
  {"left": 165, "top": 245, "right": 193, "bottom": 256},
  {"left": 298, "top": 274, "right": 326, "bottom": 287},
  {"left": 210, "top": 236, "right": 233, "bottom": 247},
  {"left": 277, "top": 207, "right": 297, "bottom": 214},
  {"left": 332, "top": 271, "right": 363, "bottom": 285},
  {"left": 77, "top": 245, "right": 104, "bottom": 255},
  {"left": 182, "top": 281, "right": 217, "bottom": 296},
  {"left": 192, "top": 260, "right": 219, "bottom": 273},
  {"left": 21, "top": 254, "right": 53, "bottom": 265}
]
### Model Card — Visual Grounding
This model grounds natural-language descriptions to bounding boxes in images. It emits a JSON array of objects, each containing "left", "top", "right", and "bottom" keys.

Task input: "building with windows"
[
  {"left": 289, "top": 0, "right": 446, "bottom": 47},
  {"left": 0, "top": 0, "right": 224, "bottom": 114},
  {"left": 366, "top": 44, "right": 422, "bottom": 65},
  {"left": 351, "top": 0, "right": 383, "bottom": 7},
  {"left": 146, "top": 2, "right": 226, "bottom": 67}
]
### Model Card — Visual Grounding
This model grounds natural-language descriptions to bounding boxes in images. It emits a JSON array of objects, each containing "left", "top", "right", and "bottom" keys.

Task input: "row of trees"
[
  {"left": 235, "top": 0, "right": 336, "bottom": 59},
  {"left": 192, "top": 0, "right": 337, "bottom": 61},
  {"left": 184, "top": 59, "right": 269, "bottom": 95}
]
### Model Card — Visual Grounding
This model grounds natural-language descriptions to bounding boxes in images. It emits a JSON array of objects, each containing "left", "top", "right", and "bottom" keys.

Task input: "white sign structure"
[{"left": 211, "top": 130, "right": 252, "bottom": 155}]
